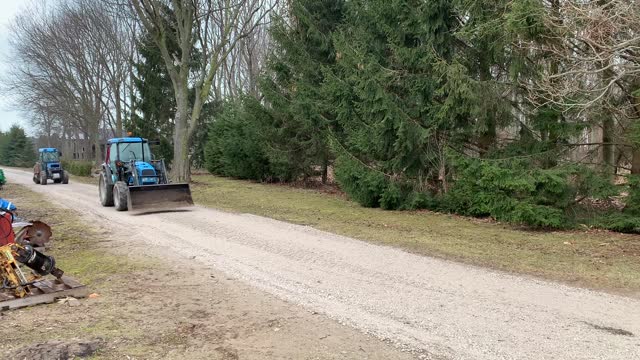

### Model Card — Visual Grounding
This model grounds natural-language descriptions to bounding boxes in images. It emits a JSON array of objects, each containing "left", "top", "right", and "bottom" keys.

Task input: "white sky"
[{"left": 0, "top": 0, "right": 29, "bottom": 133}]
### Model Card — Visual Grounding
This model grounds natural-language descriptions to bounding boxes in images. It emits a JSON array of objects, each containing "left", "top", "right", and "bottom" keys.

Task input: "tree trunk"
[
  {"left": 94, "top": 132, "right": 102, "bottom": 166},
  {"left": 602, "top": 116, "right": 615, "bottom": 175},
  {"left": 632, "top": 149, "right": 640, "bottom": 175},
  {"left": 115, "top": 86, "right": 123, "bottom": 137},
  {"left": 171, "top": 86, "right": 191, "bottom": 183},
  {"left": 631, "top": 93, "right": 640, "bottom": 175},
  {"left": 477, "top": 59, "right": 495, "bottom": 156},
  {"left": 321, "top": 154, "right": 329, "bottom": 184}
]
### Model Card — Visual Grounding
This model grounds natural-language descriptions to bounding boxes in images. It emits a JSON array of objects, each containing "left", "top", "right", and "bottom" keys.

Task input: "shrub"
[
  {"left": 590, "top": 175, "right": 640, "bottom": 234},
  {"left": 61, "top": 160, "right": 93, "bottom": 177},
  {"left": 205, "top": 98, "right": 273, "bottom": 181},
  {"left": 334, "top": 155, "right": 436, "bottom": 210},
  {"left": 441, "top": 156, "right": 617, "bottom": 228},
  {"left": 591, "top": 213, "right": 640, "bottom": 234}
]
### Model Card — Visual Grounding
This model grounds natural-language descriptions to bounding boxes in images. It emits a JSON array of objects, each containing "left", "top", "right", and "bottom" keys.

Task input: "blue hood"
[
  {"left": 134, "top": 161, "right": 155, "bottom": 172},
  {"left": 133, "top": 161, "right": 158, "bottom": 185}
]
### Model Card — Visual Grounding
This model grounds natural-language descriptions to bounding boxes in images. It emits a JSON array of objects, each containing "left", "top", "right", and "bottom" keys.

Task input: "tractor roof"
[
  {"left": 38, "top": 148, "right": 59, "bottom": 153},
  {"left": 107, "top": 137, "right": 146, "bottom": 144}
]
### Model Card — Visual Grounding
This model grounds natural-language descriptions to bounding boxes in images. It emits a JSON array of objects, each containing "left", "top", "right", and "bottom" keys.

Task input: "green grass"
[{"left": 191, "top": 174, "right": 640, "bottom": 295}]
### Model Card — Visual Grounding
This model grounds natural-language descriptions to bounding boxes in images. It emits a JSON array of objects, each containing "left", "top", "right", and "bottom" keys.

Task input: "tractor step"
[{"left": 0, "top": 276, "right": 88, "bottom": 311}]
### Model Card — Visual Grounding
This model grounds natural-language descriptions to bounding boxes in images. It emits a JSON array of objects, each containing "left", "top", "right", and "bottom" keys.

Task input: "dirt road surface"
[{"left": 5, "top": 168, "right": 640, "bottom": 360}]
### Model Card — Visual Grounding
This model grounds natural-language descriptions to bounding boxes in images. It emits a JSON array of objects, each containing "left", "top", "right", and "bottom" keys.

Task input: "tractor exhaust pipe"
[{"left": 127, "top": 183, "right": 194, "bottom": 213}]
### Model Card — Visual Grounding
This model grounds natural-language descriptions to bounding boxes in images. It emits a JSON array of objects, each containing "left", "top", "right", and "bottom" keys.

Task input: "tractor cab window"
[
  {"left": 41, "top": 152, "right": 59, "bottom": 162},
  {"left": 117, "top": 142, "right": 152, "bottom": 163},
  {"left": 109, "top": 143, "right": 118, "bottom": 163}
]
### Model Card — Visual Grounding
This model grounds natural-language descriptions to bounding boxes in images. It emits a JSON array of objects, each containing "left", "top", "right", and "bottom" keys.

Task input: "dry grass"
[
  {"left": 69, "top": 173, "right": 99, "bottom": 185},
  {"left": 191, "top": 175, "right": 640, "bottom": 296},
  {"left": 0, "top": 183, "right": 163, "bottom": 358}
]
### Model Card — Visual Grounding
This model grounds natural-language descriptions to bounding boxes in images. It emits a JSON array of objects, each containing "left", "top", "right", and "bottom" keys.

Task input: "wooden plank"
[
  {"left": 0, "top": 286, "right": 88, "bottom": 311},
  {"left": 0, "top": 275, "right": 88, "bottom": 311}
]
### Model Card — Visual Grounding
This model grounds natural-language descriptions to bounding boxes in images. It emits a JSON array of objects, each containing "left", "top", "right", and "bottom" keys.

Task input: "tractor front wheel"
[
  {"left": 99, "top": 173, "right": 114, "bottom": 207},
  {"left": 113, "top": 181, "right": 128, "bottom": 211},
  {"left": 40, "top": 172, "right": 47, "bottom": 186},
  {"left": 33, "top": 174, "right": 40, "bottom": 184},
  {"left": 62, "top": 172, "right": 69, "bottom": 184}
]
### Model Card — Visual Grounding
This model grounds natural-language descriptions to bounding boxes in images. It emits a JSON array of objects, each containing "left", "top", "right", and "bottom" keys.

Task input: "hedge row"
[{"left": 61, "top": 160, "right": 93, "bottom": 177}]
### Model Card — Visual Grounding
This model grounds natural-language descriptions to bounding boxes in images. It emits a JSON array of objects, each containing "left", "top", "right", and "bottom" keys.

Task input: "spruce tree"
[
  {"left": 0, "top": 126, "right": 36, "bottom": 167},
  {"left": 259, "top": 0, "right": 345, "bottom": 182},
  {"left": 323, "top": 0, "right": 463, "bottom": 207}
]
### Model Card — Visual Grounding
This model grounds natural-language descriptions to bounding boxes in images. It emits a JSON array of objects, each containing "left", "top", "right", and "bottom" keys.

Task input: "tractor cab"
[
  {"left": 106, "top": 138, "right": 159, "bottom": 186},
  {"left": 40, "top": 148, "right": 61, "bottom": 163},
  {"left": 99, "top": 137, "right": 193, "bottom": 212},
  {"left": 33, "top": 148, "right": 68, "bottom": 185}
]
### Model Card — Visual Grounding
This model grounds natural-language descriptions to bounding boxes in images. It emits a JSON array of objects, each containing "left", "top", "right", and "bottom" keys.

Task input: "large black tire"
[
  {"left": 113, "top": 181, "right": 128, "bottom": 211},
  {"left": 40, "top": 172, "right": 47, "bottom": 186},
  {"left": 99, "top": 173, "right": 114, "bottom": 207},
  {"left": 62, "top": 171, "right": 69, "bottom": 184},
  {"left": 33, "top": 174, "right": 40, "bottom": 184}
]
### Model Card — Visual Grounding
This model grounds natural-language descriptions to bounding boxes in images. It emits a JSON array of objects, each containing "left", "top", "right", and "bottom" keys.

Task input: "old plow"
[{"left": 1, "top": 199, "right": 87, "bottom": 311}]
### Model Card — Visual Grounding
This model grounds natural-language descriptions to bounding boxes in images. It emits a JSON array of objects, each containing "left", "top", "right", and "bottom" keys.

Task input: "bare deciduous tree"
[
  {"left": 5, "top": 0, "right": 137, "bottom": 164},
  {"left": 517, "top": 0, "right": 640, "bottom": 173},
  {"left": 129, "top": 0, "right": 277, "bottom": 181}
]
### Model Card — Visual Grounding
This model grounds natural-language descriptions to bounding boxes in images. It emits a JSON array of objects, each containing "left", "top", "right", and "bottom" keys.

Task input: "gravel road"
[{"left": 5, "top": 168, "right": 640, "bottom": 360}]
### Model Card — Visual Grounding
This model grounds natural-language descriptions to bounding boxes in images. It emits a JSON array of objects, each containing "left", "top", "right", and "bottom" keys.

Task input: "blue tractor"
[
  {"left": 32, "top": 148, "right": 69, "bottom": 185},
  {"left": 98, "top": 137, "right": 193, "bottom": 212}
]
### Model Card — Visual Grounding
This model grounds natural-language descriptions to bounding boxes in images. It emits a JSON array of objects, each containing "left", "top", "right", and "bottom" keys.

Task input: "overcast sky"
[{"left": 0, "top": 0, "right": 28, "bottom": 133}]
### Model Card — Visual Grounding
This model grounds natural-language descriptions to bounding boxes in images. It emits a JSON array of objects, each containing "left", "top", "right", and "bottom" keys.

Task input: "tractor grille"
[{"left": 141, "top": 169, "right": 155, "bottom": 177}]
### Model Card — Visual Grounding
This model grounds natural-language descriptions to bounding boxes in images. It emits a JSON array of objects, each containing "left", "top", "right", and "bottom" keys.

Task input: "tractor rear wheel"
[
  {"left": 113, "top": 181, "right": 128, "bottom": 211},
  {"left": 99, "top": 173, "right": 114, "bottom": 207},
  {"left": 40, "top": 172, "right": 47, "bottom": 185},
  {"left": 33, "top": 174, "right": 40, "bottom": 184}
]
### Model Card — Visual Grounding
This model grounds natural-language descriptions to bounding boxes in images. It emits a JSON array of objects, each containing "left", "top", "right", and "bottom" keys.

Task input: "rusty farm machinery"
[{"left": 1, "top": 199, "right": 87, "bottom": 311}]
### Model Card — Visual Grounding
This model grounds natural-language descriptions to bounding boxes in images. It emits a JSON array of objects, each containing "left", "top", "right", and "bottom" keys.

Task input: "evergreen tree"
[
  {"left": 203, "top": 0, "right": 632, "bottom": 230},
  {"left": 0, "top": 125, "right": 37, "bottom": 167},
  {"left": 323, "top": 0, "right": 463, "bottom": 207},
  {"left": 205, "top": 97, "right": 272, "bottom": 180},
  {"left": 259, "top": 0, "right": 345, "bottom": 182}
]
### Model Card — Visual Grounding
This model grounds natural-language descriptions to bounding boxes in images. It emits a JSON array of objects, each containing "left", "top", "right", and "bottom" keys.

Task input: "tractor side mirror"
[{"left": 58, "top": 151, "right": 63, "bottom": 157}]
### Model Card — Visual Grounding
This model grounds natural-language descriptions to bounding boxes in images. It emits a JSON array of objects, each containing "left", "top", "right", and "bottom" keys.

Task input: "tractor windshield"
[
  {"left": 41, "top": 152, "right": 59, "bottom": 162},
  {"left": 118, "top": 142, "right": 152, "bottom": 163}
]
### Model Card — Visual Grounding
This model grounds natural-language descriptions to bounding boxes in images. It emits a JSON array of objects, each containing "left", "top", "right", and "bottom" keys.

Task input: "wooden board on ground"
[{"left": 0, "top": 276, "right": 88, "bottom": 311}]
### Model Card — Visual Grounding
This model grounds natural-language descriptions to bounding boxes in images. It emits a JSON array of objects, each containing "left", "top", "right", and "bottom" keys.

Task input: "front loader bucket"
[{"left": 127, "top": 183, "right": 194, "bottom": 212}]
